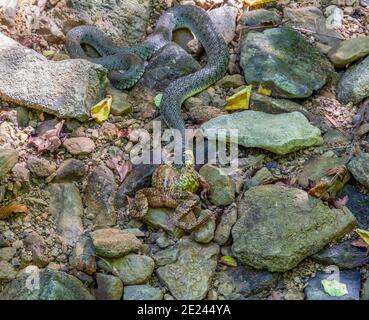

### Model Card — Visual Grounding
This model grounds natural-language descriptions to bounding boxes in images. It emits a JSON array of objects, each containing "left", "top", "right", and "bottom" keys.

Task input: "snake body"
[{"left": 65, "top": 5, "right": 229, "bottom": 136}]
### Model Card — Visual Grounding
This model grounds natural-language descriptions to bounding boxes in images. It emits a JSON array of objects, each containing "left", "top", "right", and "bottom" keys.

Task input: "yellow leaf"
[
  {"left": 258, "top": 84, "right": 271, "bottom": 96},
  {"left": 244, "top": 0, "right": 276, "bottom": 8},
  {"left": 91, "top": 95, "right": 112, "bottom": 123},
  {"left": 0, "top": 203, "right": 28, "bottom": 220},
  {"left": 226, "top": 85, "right": 252, "bottom": 111},
  {"left": 355, "top": 229, "right": 369, "bottom": 245}
]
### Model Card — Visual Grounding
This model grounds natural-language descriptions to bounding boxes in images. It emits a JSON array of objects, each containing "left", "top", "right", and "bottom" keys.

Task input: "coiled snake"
[{"left": 65, "top": 5, "right": 229, "bottom": 138}]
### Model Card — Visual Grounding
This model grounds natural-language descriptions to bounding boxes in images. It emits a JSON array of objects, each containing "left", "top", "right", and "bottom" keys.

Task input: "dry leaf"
[
  {"left": 28, "top": 119, "right": 64, "bottom": 153},
  {"left": 106, "top": 156, "right": 132, "bottom": 182},
  {"left": 226, "top": 85, "right": 252, "bottom": 111},
  {"left": 326, "top": 165, "right": 347, "bottom": 177},
  {"left": 91, "top": 95, "right": 112, "bottom": 123},
  {"left": 332, "top": 195, "right": 349, "bottom": 209},
  {"left": 0, "top": 203, "right": 28, "bottom": 220},
  {"left": 308, "top": 181, "right": 330, "bottom": 198}
]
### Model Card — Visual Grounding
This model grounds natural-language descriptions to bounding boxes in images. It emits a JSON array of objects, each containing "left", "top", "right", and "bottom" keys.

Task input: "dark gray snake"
[{"left": 65, "top": 5, "right": 229, "bottom": 137}]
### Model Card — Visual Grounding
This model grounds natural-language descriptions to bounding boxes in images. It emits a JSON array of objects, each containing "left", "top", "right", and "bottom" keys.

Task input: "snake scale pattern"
[{"left": 65, "top": 5, "right": 229, "bottom": 136}]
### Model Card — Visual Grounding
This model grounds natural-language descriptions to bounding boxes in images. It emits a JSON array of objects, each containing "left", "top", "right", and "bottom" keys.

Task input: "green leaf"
[
  {"left": 321, "top": 279, "right": 348, "bottom": 297},
  {"left": 154, "top": 94, "right": 163, "bottom": 108},
  {"left": 219, "top": 255, "right": 238, "bottom": 267}
]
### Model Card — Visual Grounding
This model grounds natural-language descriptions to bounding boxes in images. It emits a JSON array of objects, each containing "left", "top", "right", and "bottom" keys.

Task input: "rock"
[
  {"left": 305, "top": 270, "right": 361, "bottom": 300},
  {"left": 0, "top": 148, "right": 18, "bottom": 180},
  {"left": 0, "top": 261, "right": 16, "bottom": 281},
  {"left": 48, "top": 0, "right": 152, "bottom": 47},
  {"left": 54, "top": 159, "right": 86, "bottom": 182},
  {"left": 69, "top": 235, "right": 96, "bottom": 275},
  {"left": 0, "top": 0, "right": 18, "bottom": 26},
  {"left": 188, "top": 106, "right": 224, "bottom": 124},
  {"left": 215, "top": 265, "right": 279, "bottom": 298},
  {"left": 107, "top": 88, "right": 132, "bottom": 116},
  {"left": 24, "top": 232, "right": 49, "bottom": 268},
  {"left": 214, "top": 204, "right": 237, "bottom": 245},
  {"left": 283, "top": 7, "right": 342, "bottom": 47},
  {"left": 362, "top": 277, "right": 369, "bottom": 300},
  {"left": 156, "top": 234, "right": 175, "bottom": 249},
  {"left": 157, "top": 238, "right": 219, "bottom": 300},
  {"left": 26, "top": 157, "right": 56, "bottom": 177},
  {"left": 232, "top": 185, "right": 357, "bottom": 272},
  {"left": 0, "top": 32, "right": 107, "bottom": 121},
  {"left": 338, "top": 184, "right": 369, "bottom": 229},
  {"left": 313, "top": 240, "right": 369, "bottom": 269},
  {"left": 152, "top": 247, "right": 179, "bottom": 266},
  {"left": 250, "top": 92, "right": 310, "bottom": 118},
  {"left": 201, "top": 111, "right": 323, "bottom": 155},
  {"left": 193, "top": 214, "right": 216, "bottom": 244},
  {"left": 217, "top": 74, "right": 245, "bottom": 89},
  {"left": 107, "top": 254, "right": 155, "bottom": 285},
  {"left": 140, "top": 207, "right": 185, "bottom": 239},
  {"left": 90, "top": 228, "right": 142, "bottom": 258},
  {"left": 11, "top": 162, "right": 30, "bottom": 182},
  {"left": 240, "top": 27, "right": 333, "bottom": 98},
  {"left": 15, "top": 106, "right": 29, "bottom": 127},
  {"left": 123, "top": 285, "right": 163, "bottom": 300},
  {"left": 0, "top": 234, "right": 9, "bottom": 248},
  {"left": 49, "top": 183, "right": 84, "bottom": 246},
  {"left": 208, "top": 5, "right": 237, "bottom": 44},
  {"left": 297, "top": 153, "right": 350, "bottom": 199},
  {"left": 328, "top": 36, "right": 369, "bottom": 67},
  {"left": 63, "top": 137, "right": 96, "bottom": 155},
  {"left": 199, "top": 164, "right": 236, "bottom": 206},
  {"left": 240, "top": 9, "right": 281, "bottom": 26},
  {"left": 85, "top": 165, "right": 116, "bottom": 228},
  {"left": 323, "top": 129, "right": 351, "bottom": 146},
  {"left": 325, "top": 6, "right": 344, "bottom": 29},
  {"left": 0, "top": 246, "right": 15, "bottom": 262},
  {"left": 0, "top": 267, "right": 94, "bottom": 300},
  {"left": 115, "top": 163, "right": 155, "bottom": 208},
  {"left": 337, "top": 55, "right": 369, "bottom": 104},
  {"left": 347, "top": 153, "right": 369, "bottom": 188},
  {"left": 129, "top": 43, "right": 200, "bottom": 107},
  {"left": 94, "top": 273, "right": 123, "bottom": 300},
  {"left": 244, "top": 167, "right": 274, "bottom": 190}
]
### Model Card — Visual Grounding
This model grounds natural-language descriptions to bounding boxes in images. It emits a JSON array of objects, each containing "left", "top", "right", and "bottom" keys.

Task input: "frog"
[{"left": 128, "top": 150, "right": 212, "bottom": 232}]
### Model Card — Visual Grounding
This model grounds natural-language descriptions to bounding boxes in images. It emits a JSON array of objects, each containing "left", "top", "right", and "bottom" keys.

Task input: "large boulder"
[
  {"left": 240, "top": 27, "right": 333, "bottom": 98},
  {"left": 201, "top": 111, "right": 323, "bottom": 155},
  {"left": 0, "top": 32, "right": 107, "bottom": 121},
  {"left": 231, "top": 185, "right": 357, "bottom": 272}
]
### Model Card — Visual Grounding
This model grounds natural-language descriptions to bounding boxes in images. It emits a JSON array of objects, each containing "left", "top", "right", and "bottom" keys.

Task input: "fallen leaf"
[
  {"left": 28, "top": 119, "right": 64, "bottom": 153},
  {"left": 351, "top": 238, "right": 369, "bottom": 255},
  {"left": 226, "top": 85, "right": 252, "bottom": 111},
  {"left": 91, "top": 95, "right": 112, "bottom": 123},
  {"left": 355, "top": 228, "right": 369, "bottom": 246},
  {"left": 321, "top": 279, "right": 348, "bottom": 297},
  {"left": 332, "top": 195, "right": 349, "bottom": 209},
  {"left": 154, "top": 93, "right": 162, "bottom": 108},
  {"left": 106, "top": 156, "right": 132, "bottom": 182},
  {"left": 244, "top": 0, "right": 276, "bottom": 8},
  {"left": 326, "top": 165, "right": 347, "bottom": 178},
  {"left": 258, "top": 84, "right": 271, "bottom": 96},
  {"left": 219, "top": 255, "right": 238, "bottom": 267},
  {"left": 308, "top": 181, "right": 330, "bottom": 198},
  {"left": 42, "top": 50, "right": 55, "bottom": 58},
  {"left": 0, "top": 203, "right": 28, "bottom": 220}
]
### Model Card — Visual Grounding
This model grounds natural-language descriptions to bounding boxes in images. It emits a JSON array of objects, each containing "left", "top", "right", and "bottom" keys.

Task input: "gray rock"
[
  {"left": 54, "top": 159, "right": 86, "bottom": 182},
  {"left": 0, "top": 0, "right": 18, "bottom": 26},
  {"left": 152, "top": 247, "right": 179, "bottom": 266},
  {"left": 11, "top": 162, "right": 30, "bottom": 183},
  {"left": 24, "top": 232, "right": 49, "bottom": 268},
  {"left": 209, "top": 6, "right": 237, "bottom": 44},
  {"left": 244, "top": 167, "right": 274, "bottom": 190},
  {"left": 85, "top": 165, "right": 116, "bottom": 228},
  {"left": 362, "top": 277, "right": 369, "bottom": 300},
  {"left": 0, "top": 246, "right": 16, "bottom": 262},
  {"left": 90, "top": 228, "right": 142, "bottom": 258},
  {"left": 108, "top": 254, "right": 155, "bottom": 285},
  {"left": 337, "top": 55, "right": 369, "bottom": 104},
  {"left": 201, "top": 111, "right": 323, "bottom": 155},
  {"left": 193, "top": 214, "right": 216, "bottom": 244},
  {"left": 240, "top": 27, "right": 333, "bottom": 98},
  {"left": 313, "top": 240, "right": 369, "bottom": 269},
  {"left": 108, "top": 88, "right": 133, "bottom": 116},
  {"left": 305, "top": 270, "right": 360, "bottom": 300},
  {"left": 157, "top": 238, "right": 219, "bottom": 300},
  {"left": 15, "top": 106, "right": 29, "bottom": 127},
  {"left": 0, "top": 32, "right": 108, "bottom": 121},
  {"left": 328, "top": 36, "right": 369, "bottom": 67},
  {"left": 240, "top": 9, "right": 281, "bottom": 27},
  {"left": 123, "top": 285, "right": 163, "bottom": 300},
  {"left": 325, "top": 6, "right": 344, "bottom": 30},
  {"left": 214, "top": 204, "right": 237, "bottom": 245},
  {"left": 250, "top": 92, "right": 310, "bottom": 118},
  {"left": 26, "top": 156, "right": 56, "bottom": 177},
  {"left": 348, "top": 153, "right": 369, "bottom": 188},
  {"left": 199, "top": 164, "right": 235, "bottom": 206},
  {"left": 0, "top": 260, "right": 17, "bottom": 281},
  {"left": 63, "top": 137, "right": 96, "bottom": 156},
  {"left": 0, "top": 267, "right": 94, "bottom": 300},
  {"left": 232, "top": 185, "right": 357, "bottom": 272},
  {"left": 49, "top": 0, "right": 152, "bottom": 47},
  {"left": 49, "top": 183, "right": 84, "bottom": 246},
  {"left": 69, "top": 235, "right": 96, "bottom": 275},
  {"left": 129, "top": 43, "right": 200, "bottom": 108},
  {"left": 217, "top": 74, "right": 245, "bottom": 89},
  {"left": 0, "top": 148, "right": 18, "bottom": 180},
  {"left": 94, "top": 273, "right": 123, "bottom": 300}
]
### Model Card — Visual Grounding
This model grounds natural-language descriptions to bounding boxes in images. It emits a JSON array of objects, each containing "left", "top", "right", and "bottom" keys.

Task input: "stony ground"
[{"left": 1, "top": 0, "right": 369, "bottom": 300}]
